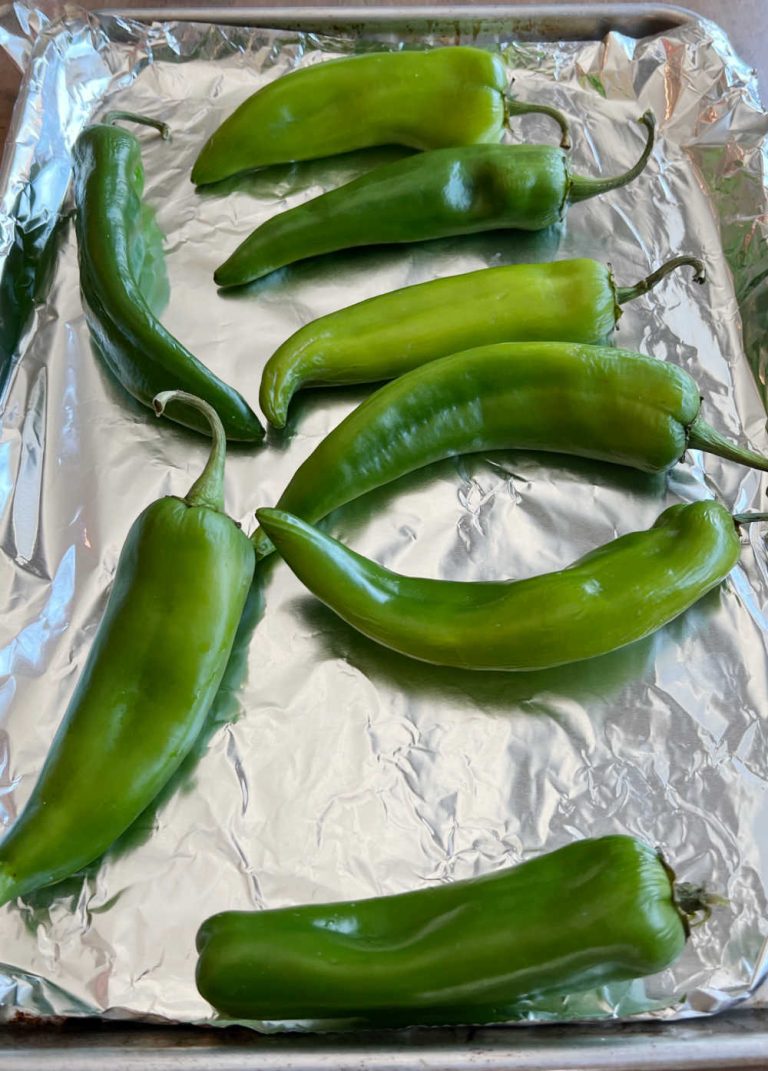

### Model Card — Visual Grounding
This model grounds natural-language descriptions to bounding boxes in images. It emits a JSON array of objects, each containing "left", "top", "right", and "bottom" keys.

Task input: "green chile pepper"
[
  {"left": 74, "top": 112, "right": 263, "bottom": 441},
  {"left": 251, "top": 342, "right": 768, "bottom": 559},
  {"left": 214, "top": 113, "right": 654, "bottom": 288},
  {"left": 192, "top": 46, "right": 569, "bottom": 186},
  {"left": 196, "top": 835, "right": 717, "bottom": 1022},
  {"left": 258, "top": 501, "right": 744, "bottom": 671},
  {"left": 260, "top": 255, "right": 705, "bottom": 428},
  {"left": 0, "top": 393, "right": 255, "bottom": 904}
]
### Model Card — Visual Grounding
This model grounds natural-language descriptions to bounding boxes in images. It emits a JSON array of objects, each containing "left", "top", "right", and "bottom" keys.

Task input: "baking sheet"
[{"left": 0, "top": 1, "right": 768, "bottom": 1030}]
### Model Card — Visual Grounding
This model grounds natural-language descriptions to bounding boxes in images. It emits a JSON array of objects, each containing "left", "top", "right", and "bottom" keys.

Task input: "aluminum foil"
[{"left": 0, "top": 1, "right": 767, "bottom": 1030}]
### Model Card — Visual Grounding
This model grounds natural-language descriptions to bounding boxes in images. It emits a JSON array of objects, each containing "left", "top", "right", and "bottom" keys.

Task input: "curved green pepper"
[
  {"left": 260, "top": 255, "right": 705, "bottom": 428},
  {"left": 73, "top": 113, "right": 263, "bottom": 441},
  {"left": 251, "top": 342, "right": 768, "bottom": 559},
  {"left": 192, "top": 46, "right": 569, "bottom": 186},
  {"left": 196, "top": 835, "right": 717, "bottom": 1022},
  {"left": 258, "top": 501, "right": 742, "bottom": 671},
  {"left": 0, "top": 393, "right": 255, "bottom": 904},
  {"left": 214, "top": 113, "right": 654, "bottom": 288}
]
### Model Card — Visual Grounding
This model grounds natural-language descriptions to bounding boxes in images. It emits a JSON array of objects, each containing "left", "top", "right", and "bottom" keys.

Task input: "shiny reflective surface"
[{"left": 0, "top": 2, "right": 767, "bottom": 1030}]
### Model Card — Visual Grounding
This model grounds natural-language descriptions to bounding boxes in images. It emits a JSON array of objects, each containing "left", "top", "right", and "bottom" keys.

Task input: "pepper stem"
[
  {"left": 569, "top": 111, "right": 655, "bottom": 203},
  {"left": 658, "top": 851, "right": 726, "bottom": 938},
  {"left": 505, "top": 97, "right": 571, "bottom": 149},
  {"left": 687, "top": 416, "right": 768, "bottom": 473},
  {"left": 153, "top": 391, "right": 226, "bottom": 511},
  {"left": 616, "top": 256, "right": 706, "bottom": 304},
  {"left": 674, "top": 882, "right": 728, "bottom": 931},
  {"left": 102, "top": 110, "right": 170, "bottom": 141}
]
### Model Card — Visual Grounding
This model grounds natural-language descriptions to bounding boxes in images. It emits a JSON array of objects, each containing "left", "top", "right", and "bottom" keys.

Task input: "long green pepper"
[
  {"left": 0, "top": 393, "right": 255, "bottom": 904},
  {"left": 192, "top": 46, "right": 570, "bottom": 185},
  {"left": 73, "top": 113, "right": 263, "bottom": 441},
  {"left": 196, "top": 835, "right": 717, "bottom": 1023},
  {"left": 214, "top": 113, "right": 655, "bottom": 288},
  {"left": 252, "top": 342, "right": 768, "bottom": 559},
  {"left": 259, "top": 500, "right": 744, "bottom": 671},
  {"left": 260, "top": 255, "right": 705, "bottom": 428}
]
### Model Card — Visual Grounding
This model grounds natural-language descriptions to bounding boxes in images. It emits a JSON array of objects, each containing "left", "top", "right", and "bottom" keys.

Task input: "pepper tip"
[
  {"left": 190, "top": 159, "right": 206, "bottom": 186},
  {"left": 255, "top": 507, "right": 284, "bottom": 529}
]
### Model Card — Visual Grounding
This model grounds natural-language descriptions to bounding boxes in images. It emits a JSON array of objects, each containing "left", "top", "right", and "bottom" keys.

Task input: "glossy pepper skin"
[
  {"left": 196, "top": 835, "right": 711, "bottom": 1022},
  {"left": 251, "top": 342, "right": 768, "bottom": 559},
  {"left": 258, "top": 501, "right": 741, "bottom": 671},
  {"left": 0, "top": 393, "right": 255, "bottom": 904},
  {"left": 260, "top": 255, "right": 705, "bottom": 428},
  {"left": 192, "top": 46, "right": 569, "bottom": 186},
  {"left": 214, "top": 113, "right": 654, "bottom": 288},
  {"left": 73, "top": 113, "right": 264, "bottom": 441}
]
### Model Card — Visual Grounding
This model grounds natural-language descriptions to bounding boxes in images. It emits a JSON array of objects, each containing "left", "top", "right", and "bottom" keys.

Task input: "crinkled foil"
[{"left": 0, "top": 1, "right": 767, "bottom": 1031}]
